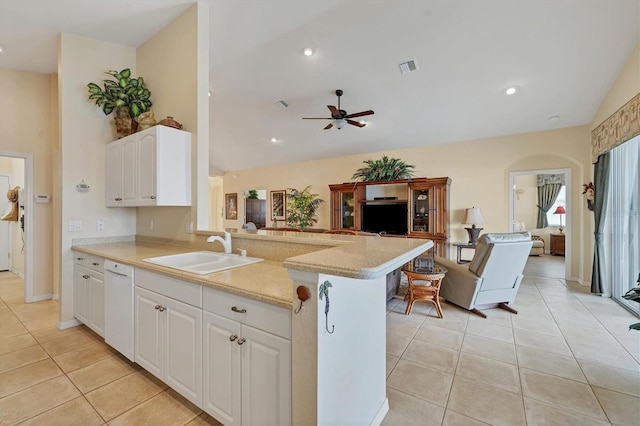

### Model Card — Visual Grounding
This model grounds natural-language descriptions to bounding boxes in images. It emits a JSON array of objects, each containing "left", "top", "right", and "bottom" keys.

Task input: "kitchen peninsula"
[{"left": 72, "top": 230, "right": 432, "bottom": 425}]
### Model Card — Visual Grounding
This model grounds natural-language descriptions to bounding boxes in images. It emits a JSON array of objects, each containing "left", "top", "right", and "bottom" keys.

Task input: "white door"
[
  {"left": 164, "top": 296, "right": 202, "bottom": 407},
  {"left": 105, "top": 142, "right": 123, "bottom": 206},
  {"left": 88, "top": 273, "right": 105, "bottom": 337},
  {"left": 203, "top": 311, "right": 242, "bottom": 426},
  {"left": 0, "top": 175, "right": 9, "bottom": 271},
  {"left": 137, "top": 132, "right": 156, "bottom": 205},
  {"left": 241, "top": 325, "right": 291, "bottom": 426},
  {"left": 73, "top": 267, "right": 90, "bottom": 324},
  {"left": 134, "top": 287, "right": 164, "bottom": 379}
]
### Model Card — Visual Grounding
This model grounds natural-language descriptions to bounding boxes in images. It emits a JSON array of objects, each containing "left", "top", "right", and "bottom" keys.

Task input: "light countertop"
[{"left": 72, "top": 231, "right": 433, "bottom": 308}]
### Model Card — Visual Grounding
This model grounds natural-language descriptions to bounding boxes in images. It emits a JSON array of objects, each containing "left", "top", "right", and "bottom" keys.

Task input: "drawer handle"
[
  {"left": 92, "top": 262, "right": 100, "bottom": 266},
  {"left": 237, "top": 338, "right": 246, "bottom": 345},
  {"left": 82, "top": 274, "right": 90, "bottom": 279},
  {"left": 150, "top": 196, "right": 156, "bottom": 200},
  {"left": 231, "top": 306, "right": 246, "bottom": 314},
  {"left": 77, "top": 257, "right": 84, "bottom": 261},
  {"left": 115, "top": 198, "right": 122, "bottom": 201},
  {"left": 154, "top": 305, "right": 166, "bottom": 312},
  {"left": 229, "top": 334, "right": 238, "bottom": 342}
]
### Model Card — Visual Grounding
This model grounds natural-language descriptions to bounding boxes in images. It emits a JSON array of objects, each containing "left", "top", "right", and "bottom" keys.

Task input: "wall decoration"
[
  {"left": 591, "top": 93, "right": 640, "bottom": 163},
  {"left": 270, "top": 190, "right": 286, "bottom": 221},
  {"left": 225, "top": 193, "right": 238, "bottom": 220},
  {"left": 582, "top": 182, "right": 595, "bottom": 211}
]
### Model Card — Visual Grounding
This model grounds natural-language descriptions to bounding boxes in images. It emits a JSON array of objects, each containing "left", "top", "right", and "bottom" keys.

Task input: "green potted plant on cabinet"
[
  {"left": 286, "top": 186, "right": 325, "bottom": 229},
  {"left": 352, "top": 155, "right": 415, "bottom": 182},
  {"left": 87, "top": 68, "right": 153, "bottom": 139}
]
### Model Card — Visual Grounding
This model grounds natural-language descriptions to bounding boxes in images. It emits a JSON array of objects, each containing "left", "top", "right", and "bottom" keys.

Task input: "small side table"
[
  {"left": 453, "top": 242, "right": 477, "bottom": 264},
  {"left": 550, "top": 233, "right": 565, "bottom": 256},
  {"left": 402, "top": 261, "right": 447, "bottom": 317}
]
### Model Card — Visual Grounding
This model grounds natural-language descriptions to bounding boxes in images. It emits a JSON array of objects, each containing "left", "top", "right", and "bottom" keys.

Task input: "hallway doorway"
[{"left": 509, "top": 168, "right": 571, "bottom": 281}]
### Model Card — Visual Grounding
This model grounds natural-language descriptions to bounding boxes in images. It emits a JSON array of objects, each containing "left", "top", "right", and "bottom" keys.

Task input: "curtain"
[
  {"left": 536, "top": 174, "right": 564, "bottom": 228},
  {"left": 591, "top": 152, "right": 611, "bottom": 294}
]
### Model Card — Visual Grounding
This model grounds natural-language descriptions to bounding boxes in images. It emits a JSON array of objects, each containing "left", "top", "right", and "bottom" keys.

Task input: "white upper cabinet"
[{"left": 105, "top": 126, "right": 191, "bottom": 207}]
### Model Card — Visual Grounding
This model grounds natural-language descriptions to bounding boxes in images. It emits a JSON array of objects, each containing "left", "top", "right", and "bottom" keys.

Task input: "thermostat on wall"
[{"left": 34, "top": 194, "right": 50, "bottom": 203}]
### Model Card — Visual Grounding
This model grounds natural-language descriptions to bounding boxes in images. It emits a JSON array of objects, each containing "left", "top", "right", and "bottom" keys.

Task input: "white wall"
[
  {"left": 58, "top": 33, "right": 137, "bottom": 326},
  {"left": 514, "top": 174, "right": 538, "bottom": 231}
]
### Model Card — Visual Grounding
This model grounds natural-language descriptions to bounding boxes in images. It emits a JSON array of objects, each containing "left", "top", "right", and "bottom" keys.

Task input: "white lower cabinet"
[
  {"left": 135, "top": 286, "right": 202, "bottom": 407},
  {"left": 73, "top": 253, "right": 105, "bottom": 337},
  {"left": 202, "top": 287, "right": 291, "bottom": 426}
]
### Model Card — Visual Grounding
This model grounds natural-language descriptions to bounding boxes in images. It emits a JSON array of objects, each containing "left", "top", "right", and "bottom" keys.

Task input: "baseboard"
[
  {"left": 51, "top": 293, "right": 60, "bottom": 300},
  {"left": 57, "top": 319, "right": 82, "bottom": 330},
  {"left": 571, "top": 277, "right": 590, "bottom": 286},
  {"left": 9, "top": 268, "right": 24, "bottom": 279},
  {"left": 370, "top": 397, "right": 389, "bottom": 426},
  {"left": 26, "top": 293, "right": 53, "bottom": 303}
]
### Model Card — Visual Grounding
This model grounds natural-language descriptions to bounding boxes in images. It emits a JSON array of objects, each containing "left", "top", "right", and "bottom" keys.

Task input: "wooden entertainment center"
[{"left": 329, "top": 177, "right": 451, "bottom": 257}]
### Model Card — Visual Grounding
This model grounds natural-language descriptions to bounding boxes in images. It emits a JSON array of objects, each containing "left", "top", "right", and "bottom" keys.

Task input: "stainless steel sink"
[{"left": 142, "top": 251, "right": 264, "bottom": 275}]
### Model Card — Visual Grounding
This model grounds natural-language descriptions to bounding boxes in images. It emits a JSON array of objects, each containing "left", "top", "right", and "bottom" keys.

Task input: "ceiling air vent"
[
  {"left": 398, "top": 59, "right": 418, "bottom": 74},
  {"left": 275, "top": 100, "right": 290, "bottom": 109}
]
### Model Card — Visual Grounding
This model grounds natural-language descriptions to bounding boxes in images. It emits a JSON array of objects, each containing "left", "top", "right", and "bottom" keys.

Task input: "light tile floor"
[{"left": 1, "top": 255, "right": 639, "bottom": 425}]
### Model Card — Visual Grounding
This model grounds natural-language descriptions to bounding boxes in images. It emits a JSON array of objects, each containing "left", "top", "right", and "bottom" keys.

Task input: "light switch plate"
[{"left": 68, "top": 220, "right": 82, "bottom": 232}]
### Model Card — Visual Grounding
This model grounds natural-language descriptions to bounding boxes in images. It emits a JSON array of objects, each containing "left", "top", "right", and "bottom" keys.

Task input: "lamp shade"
[
  {"left": 553, "top": 205, "right": 566, "bottom": 214},
  {"left": 462, "top": 207, "right": 486, "bottom": 225}
]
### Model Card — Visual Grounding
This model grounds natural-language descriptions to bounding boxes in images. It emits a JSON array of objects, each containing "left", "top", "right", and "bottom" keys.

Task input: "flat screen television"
[{"left": 361, "top": 203, "right": 408, "bottom": 235}]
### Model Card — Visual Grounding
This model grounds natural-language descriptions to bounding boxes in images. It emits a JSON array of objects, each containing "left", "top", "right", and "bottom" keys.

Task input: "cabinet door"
[
  {"left": 74, "top": 267, "right": 90, "bottom": 324},
  {"left": 241, "top": 325, "right": 291, "bottom": 426},
  {"left": 135, "top": 287, "right": 163, "bottom": 379},
  {"left": 88, "top": 273, "right": 105, "bottom": 337},
  {"left": 121, "top": 137, "right": 137, "bottom": 206},
  {"left": 203, "top": 311, "right": 241, "bottom": 426},
  {"left": 105, "top": 141, "right": 123, "bottom": 206},
  {"left": 164, "top": 297, "right": 202, "bottom": 407},
  {"left": 137, "top": 132, "right": 157, "bottom": 205}
]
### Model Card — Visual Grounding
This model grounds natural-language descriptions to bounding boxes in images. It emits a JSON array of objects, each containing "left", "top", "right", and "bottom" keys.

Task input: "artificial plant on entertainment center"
[
  {"left": 286, "top": 186, "right": 325, "bottom": 229},
  {"left": 351, "top": 155, "right": 415, "bottom": 182},
  {"left": 86, "top": 68, "right": 153, "bottom": 139}
]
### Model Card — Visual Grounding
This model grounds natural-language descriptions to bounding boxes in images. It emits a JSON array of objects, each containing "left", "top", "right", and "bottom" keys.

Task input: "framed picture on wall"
[
  {"left": 270, "top": 190, "right": 286, "bottom": 221},
  {"left": 225, "top": 193, "right": 238, "bottom": 220}
]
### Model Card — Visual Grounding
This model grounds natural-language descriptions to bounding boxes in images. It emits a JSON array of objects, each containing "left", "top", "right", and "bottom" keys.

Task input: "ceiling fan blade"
[
  {"left": 347, "top": 119, "right": 366, "bottom": 128},
  {"left": 324, "top": 123, "right": 334, "bottom": 130},
  {"left": 327, "top": 105, "right": 339, "bottom": 117},
  {"left": 302, "top": 117, "right": 333, "bottom": 119},
  {"left": 343, "top": 110, "right": 374, "bottom": 119}
]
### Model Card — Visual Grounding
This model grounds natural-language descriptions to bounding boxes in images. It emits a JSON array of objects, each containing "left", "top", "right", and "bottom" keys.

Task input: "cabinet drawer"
[
  {"left": 203, "top": 287, "right": 291, "bottom": 340},
  {"left": 136, "top": 269, "right": 202, "bottom": 308},
  {"left": 73, "top": 252, "right": 104, "bottom": 272}
]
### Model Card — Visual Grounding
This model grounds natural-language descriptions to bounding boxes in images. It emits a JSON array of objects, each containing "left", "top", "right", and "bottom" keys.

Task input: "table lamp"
[
  {"left": 553, "top": 205, "right": 566, "bottom": 234},
  {"left": 463, "top": 207, "right": 486, "bottom": 244}
]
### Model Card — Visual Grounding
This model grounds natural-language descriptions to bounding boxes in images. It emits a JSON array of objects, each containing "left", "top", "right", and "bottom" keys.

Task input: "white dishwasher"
[{"left": 104, "top": 260, "right": 135, "bottom": 361}]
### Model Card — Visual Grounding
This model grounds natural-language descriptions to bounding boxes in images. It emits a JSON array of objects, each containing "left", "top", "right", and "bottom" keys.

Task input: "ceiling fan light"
[{"left": 335, "top": 119, "right": 347, "bottom": 129}]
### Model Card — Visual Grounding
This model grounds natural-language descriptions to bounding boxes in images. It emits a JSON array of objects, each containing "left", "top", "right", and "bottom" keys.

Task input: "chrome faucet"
[{"left": 206, "top": 232, "right": 232, "bottom": 254}]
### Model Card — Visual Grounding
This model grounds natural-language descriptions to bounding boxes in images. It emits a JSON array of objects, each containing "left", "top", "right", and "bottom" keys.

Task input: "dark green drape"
[
  {"left": 536, "top": 183, "right": 562, "bottom": 228},
  {"left": 591, "top": 152, "right": 611, "bottom": 294}
]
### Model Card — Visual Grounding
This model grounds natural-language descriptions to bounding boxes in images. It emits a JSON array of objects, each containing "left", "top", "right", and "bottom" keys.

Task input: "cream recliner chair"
[{"left": 434, "top": 232, "right": 532, "bottom": 318}]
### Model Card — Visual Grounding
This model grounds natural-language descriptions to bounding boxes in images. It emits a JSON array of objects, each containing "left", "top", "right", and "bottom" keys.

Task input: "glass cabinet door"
[
  {"left": 341, "top": 192, "right": 355, "bottom": 229},
  {"left": 412, "top": 189, "right": 429, "bottom": 233}
]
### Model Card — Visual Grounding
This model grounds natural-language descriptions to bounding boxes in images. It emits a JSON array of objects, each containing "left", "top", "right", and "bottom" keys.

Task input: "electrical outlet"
[
  {"left": 148, "top": 219, "right": 154, "bottom": 230},
  {"left": 185, "top": 221, "right": 193, "bottom": 233},
  {"left": 68, "top": 220, "right": 82, "bottom": 232},
  {"left": 97, "top": 218, "right": 105, "bottom": 231}
]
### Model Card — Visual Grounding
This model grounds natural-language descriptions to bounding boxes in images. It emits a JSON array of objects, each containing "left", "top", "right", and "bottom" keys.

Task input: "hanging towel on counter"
[{"left": 1, "top": 186, "right": 20, "bottom": 222}]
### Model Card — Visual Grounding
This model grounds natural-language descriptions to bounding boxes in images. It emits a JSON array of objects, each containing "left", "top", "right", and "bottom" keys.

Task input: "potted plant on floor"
[
  {"left": 286, "top": 186, "right": 324, "bottom": 229},
  {"left": 87, "top": 69, "right": 153, "bottom": 139},
  {"left": 623, "top": 274, "right": 640, "bottom": 331}
]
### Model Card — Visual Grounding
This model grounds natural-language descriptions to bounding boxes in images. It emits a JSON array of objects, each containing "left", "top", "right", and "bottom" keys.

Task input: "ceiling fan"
[{"left": 303, "top": 89, "right": 374, "bottom": 130}]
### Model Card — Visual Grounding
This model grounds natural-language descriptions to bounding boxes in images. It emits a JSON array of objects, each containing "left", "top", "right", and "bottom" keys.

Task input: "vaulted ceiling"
[{"left": 1, "top": 1, "right": 639, "bottom": 173}]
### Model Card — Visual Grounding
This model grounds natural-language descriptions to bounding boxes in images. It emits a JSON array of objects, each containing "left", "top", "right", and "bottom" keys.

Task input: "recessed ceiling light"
[
  {"left": 303, "top": 48, "right": 313, "bottom": 56},
  {"left": 208, "top": 91, "right": 211, "bottom": 97},
  {"left": 505, "top": 87, "right": 517, "bottom": 95},
  {"left": 0, "top": 45, "right": 4, "bottom": 53},
  {"left": 270, "top": 138, "right": 278, "bottom": 143}
]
